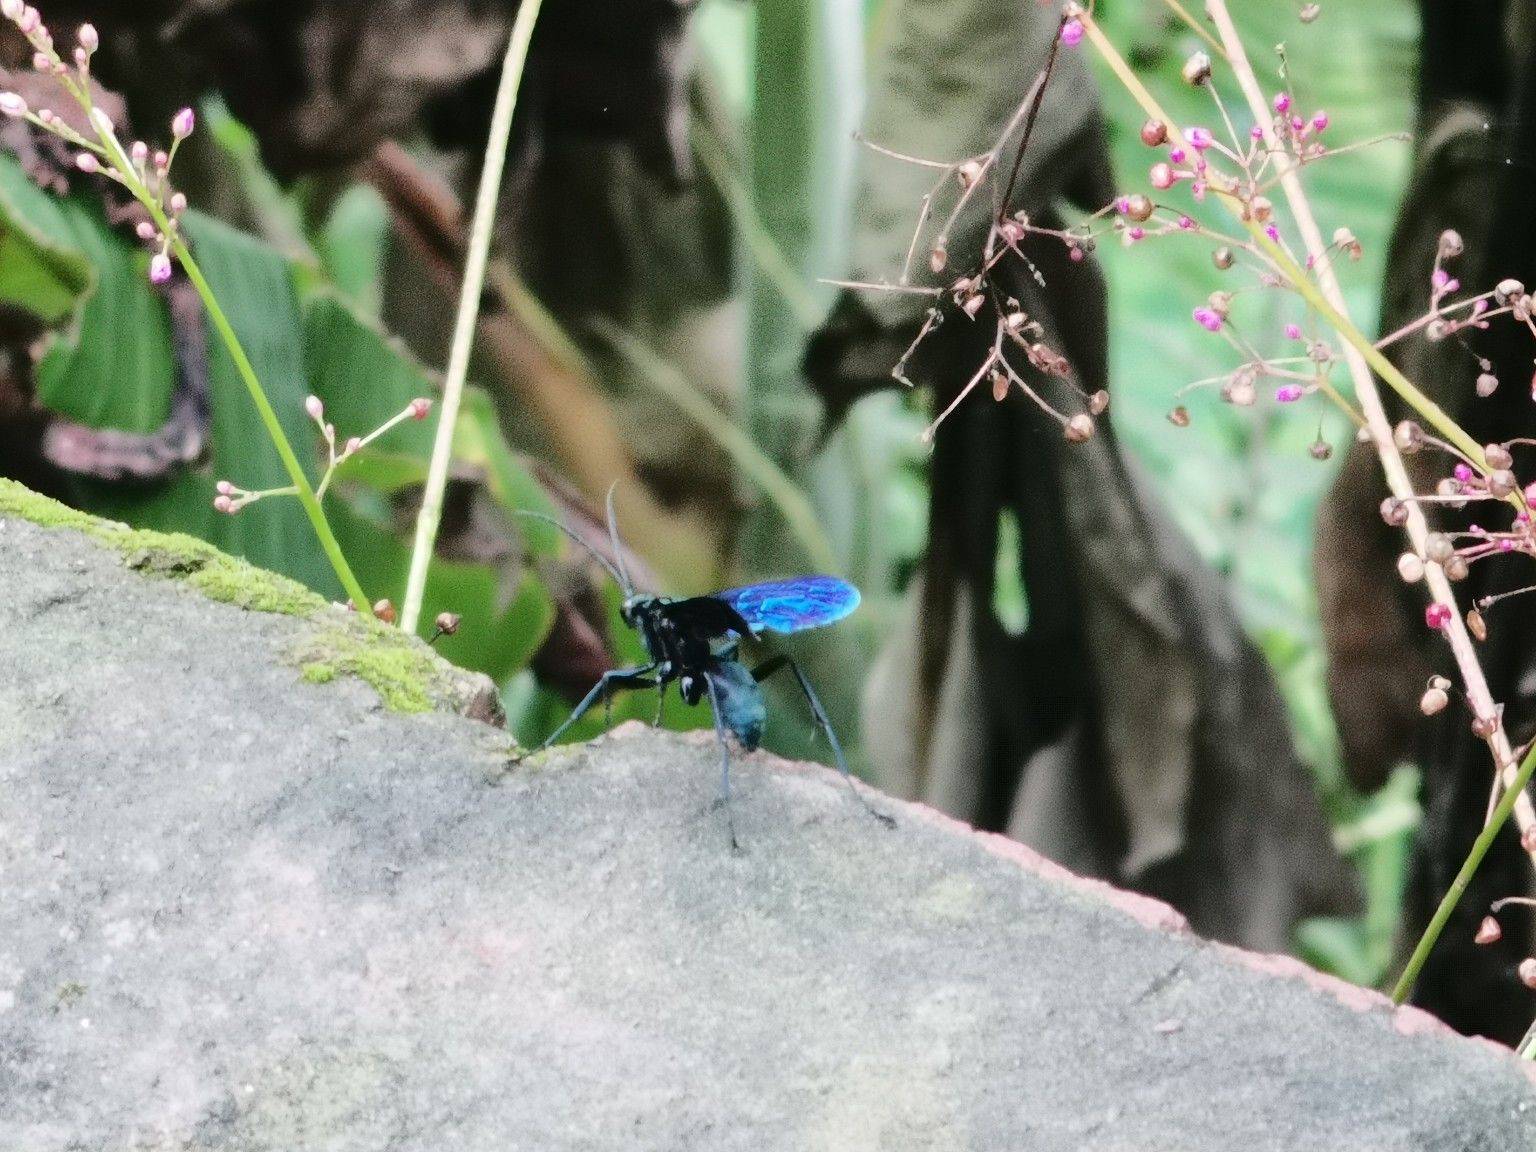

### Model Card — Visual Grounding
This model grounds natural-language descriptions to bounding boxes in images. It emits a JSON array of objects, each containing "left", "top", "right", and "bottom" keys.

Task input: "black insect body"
[{"left": 522, "top": 499, "right": 892, "bottom": 848}]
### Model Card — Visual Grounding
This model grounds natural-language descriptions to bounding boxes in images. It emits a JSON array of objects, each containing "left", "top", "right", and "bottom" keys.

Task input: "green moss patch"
[{"left": 0, "top": 478, "right": 489, "bottom": 718}]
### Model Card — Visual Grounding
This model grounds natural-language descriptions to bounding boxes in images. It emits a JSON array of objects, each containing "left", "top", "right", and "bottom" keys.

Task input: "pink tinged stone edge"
[{"left": 631, "top": 722, "right": 1536, "bottom": 1082}]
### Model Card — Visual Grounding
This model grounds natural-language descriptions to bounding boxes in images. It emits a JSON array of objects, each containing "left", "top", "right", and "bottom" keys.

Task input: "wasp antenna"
[
  {"left": 604, "top": 481, "right": 635, "bottom": 597},
  {"left": 514, "top": 509, "right": 627, "bottom": 590}
]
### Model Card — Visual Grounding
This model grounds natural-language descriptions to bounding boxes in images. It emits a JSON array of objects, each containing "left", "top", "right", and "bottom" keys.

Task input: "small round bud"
[
  {"left": 1523, "top": 825, "right": 1536, "bottom": 854},
  {"left": 1477, "top": 373, "right": 1500, "bottom": 397},
  {"left": 1064, "top": 414, "right": 1095, "bottom": 443},
  {"left": 305, "top": 395, "right": 324, "bottom": 422},
  {"left": 957, "top": 159, "right": 983, "bottom": 188},
  {"left": 1140, "top": 119, "right": 1168, "bottom": 147},
  {"left": 1485, "top": 443, "right": 1514, "bottom": 471},
  {"left": 1060, "top": 18, "right": 1085, "bottom": 47},
  {"left": 1426, "top": 602, "right": 1453, "bottom": 630},
  {"left": 169, "top": 192, "right": 188, "bottom": 215},
  {"left": 1124, "top": 193, "right": 1154, "bottom": 223},
  {"left": 1438, "top": 229, "right": 1464, "bottom": 258},
  {"left": 215, "top": 480, "right": 235, "bottom": 496},
  {"left": 1300, "top": 2, "right": 1321, "bottom": 21},
  {"left": 74, "top": 152, "right": 98, "bottom": 174},
  {"left": 213, "top": 495, "right": 235, "bottom": 514},
  {"left": 1467, "top": 607, "right": 1488, "bottom": 641},
  {"left": 77, "top": 23, "right": 97, "bottom": 52},
  {"left": 1495, "top": 278, "right": 1526, "bottom": 305},
  {"left": 1393, "top": 421, "right": 1424, "bottom": 453},
  {"left": 1475, "top": 916, "right": 1502, "bottom": 945},
  {"left": 1444, "top": 554, "right": 1469, "bottom": 581},
  {"left": 343, "top": 436, "right": 361, "bottom": 456},
  {"left": 1397, "top": 552, "right": 1424, "bottom": 583},
  {"left": 961, "top": 293, "right": 985, "bottom": 318},
  {"left": 1425, "top": 533, "right": 1455, "bottom": 563},
  {"left": 1419, "top": 686, "right": 1449, "bottom": 716},
  {"left": 0, "top": 91, "right": 28, "bottom": 118},
  {"left": 1249, "top": 195, "right": 1274, "bottom": 223},
  {"left": 1, "top": 0, "right": 23, "bottom": 20},
  {"left": 1088, "top": 390, "right": 1110, "bottom": 416},
  {"left": 990, "top": 370, "right": 1009, "bottom": 403},
  {"left": 1168, "top": 406, "right": 1191, "bottom": 428},
  {"left": 1489, "top": 469, "right": 1518, "bottom": 498},
  {"left": 148, "top": 253, "right": 172, "bottom": 284},
  {"left": 172, "top": 107, "right": 196, "bottom": 139},
  {"left": 1212, "top": 246, "right": 1234, "bottom": 270},
  {"left": 929, "top": 245, "right": 947, "bottom": 274},
  {"left": 435, "top": 612, "right": 462, "bottom": 636},
  {"left": 1181, "top": 52, "right": 1213, "bottom": 86},
  {"left": 1380, "top": 497, "right": 1409, "bottom": 527},
  {"left": 1309, "top": 438, "right": 1332, "bottom": 461},
  {"left": 130, "top": 141, "right": 148, "bottom": 165},
  {"left": 409, "top": 398, "right": 432, "bottom": 420},
  {"left": 372, "top": 599, "right": 397, "bottom": 624}
]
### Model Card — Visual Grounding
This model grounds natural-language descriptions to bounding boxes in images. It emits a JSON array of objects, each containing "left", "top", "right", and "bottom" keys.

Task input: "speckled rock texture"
[{"left": 2, "top": 504, "right": 1536, "bottom": 1151}]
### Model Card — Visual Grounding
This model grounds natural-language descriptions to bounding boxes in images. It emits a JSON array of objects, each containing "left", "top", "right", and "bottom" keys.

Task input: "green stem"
[
  {"left": 171, "top": 234, "right": 370, "bottom": 610},
  {"left": 1393, "top": 742, "right": 1536, "bottom": 1003},
  {"left": 400, "top": 0, "right": 544, "bottom": 634}
]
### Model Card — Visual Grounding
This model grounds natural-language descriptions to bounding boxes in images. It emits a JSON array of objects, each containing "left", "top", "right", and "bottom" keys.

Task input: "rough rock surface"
[{"left": 2, "top": 506, "right": 1536, "bottom": 1151}]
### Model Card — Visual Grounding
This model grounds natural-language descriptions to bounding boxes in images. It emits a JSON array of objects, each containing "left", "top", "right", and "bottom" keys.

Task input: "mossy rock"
[{"left": 0, "top": 478, "right": 503, "bottom": 724}]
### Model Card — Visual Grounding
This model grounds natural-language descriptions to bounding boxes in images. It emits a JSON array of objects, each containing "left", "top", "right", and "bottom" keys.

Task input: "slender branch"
[
  {"left": 170, "top": 236, "right": 369, "bottom": 610},
  {"left": 401, "top": 0, "right": 544, "bottom": 634},
  {"left": 1202, "top": 0, "right": 1536, "bottom": 997},
  {"left": 1392, "top": 741, "right": 1536, "bottom": 1004}
]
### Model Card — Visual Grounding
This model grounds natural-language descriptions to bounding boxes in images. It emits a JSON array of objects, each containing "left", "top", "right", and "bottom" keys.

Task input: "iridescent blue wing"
[{"left": 711, "top": 576, "right": 861, "bottom": 636}]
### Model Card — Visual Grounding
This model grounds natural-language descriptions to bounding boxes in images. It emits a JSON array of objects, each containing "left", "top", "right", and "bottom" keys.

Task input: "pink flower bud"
[
  {"left": 0, "top": 91, "right": 27, "bottom": 118},
  {"left": 169, "top": 192, "right": 188, "bottom": 214},
  {"left": 74, "top": 152, "right": 98, "bottom": 174},
  {"left": 135, "top": 221, "right": 157, "bottom": 241},
  {"left": 1127, "top": 226, "right": 1145, "bottom": 242},
  {"left": 153, "top": 150, "right": 168, "bottom": 171},
  {"left": 130, "top": 141, "right": 148, "bottom": 166},
  {"left": 172, "top": 107, "right": 195, "bottom": 139},
  {"left": 149, "top": 253, "right": 172, "bottom": 284},
  {"left": 1250, "top": 125, "right": 1264, "bottom": 140},
  {"left": 72, "top": 46, "right": 87, "bottom": 68},
  {"left": 409, "top": 398, "right": 432, "bottom": 420},
  {"left": 18, "top": 6, "right": 38, "bottom": 34},
  {"left": 343, "top": 436, "right": 362, "bottom": 456},
  {"left": 1060, "top": 18, "right": 1084, "bottom": 46},
  {"left": 1284, "top": 323, "right": 1301, "bottom": 340},
  {"left": 1311, "top": 111, "right": 1329, "bottom": 132},
  {"left": 213, "top": 494, "right": 235, "bottom": 514},
  {"left": 1150, "top": 163, "right": 1175, "bottom": 189},
  {"left": 77, "top": 23, "right": 97, "bottom": 52},
  {"left": 1, "top": 0, "right": 23, "bottom": 21},
  {"left": 1185, "top": 126, "right": 1213, "bottom": 151},
  {"left": 1275, "top": 384, "right": 1304, "bottom": 403},
  {"left": 31, "top": 51, "right": 48, "bottom": 71},
  {"left": 1425, "top": 603, "right": 1453, "bottom": 631},
  {"left": 1177, "top": 215, "right": 1194, "bottom": 230},
  {"left": 215, "top": 480, "right": 235, "bottom": 496},
  {"left": 1273, "top": 92, "right": 1291, "bottom": 114},
  {"left": 1168, "top": 147, "right": 1187, "bottom": 163},
  {"left": 1192, "top": 306, "right": 1222, "bottom": 333},
  {"left": 304, "top": 395, "right": 324, "bottom": 423}
]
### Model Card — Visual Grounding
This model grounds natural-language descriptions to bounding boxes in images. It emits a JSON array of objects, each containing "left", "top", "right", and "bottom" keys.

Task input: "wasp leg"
[
  {"left": 703, "top": 673, "right": 742, "bottom": 853},
  {"left": 528, "top": 664, "right": 659, "bottom": 755},
  {"left": 753, "top": 655, "right": 895, "bottom": 828}
]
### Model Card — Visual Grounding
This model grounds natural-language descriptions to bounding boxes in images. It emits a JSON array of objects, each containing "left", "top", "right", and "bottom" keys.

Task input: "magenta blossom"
[{"left": 1193, "top": 307, "right": 1223, "bottom": 333}]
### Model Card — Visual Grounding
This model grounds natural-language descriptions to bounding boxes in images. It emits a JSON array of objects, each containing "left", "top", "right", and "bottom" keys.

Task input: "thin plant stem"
[
  {"left": 1392, "top": 741, "right": 1536, "bottom": 1004},
  {"left": 401, "top": 0, "right": 545, "bottom": 634},
  {"left": 1200, "top": 0, "right": 1536, "bottom": 1000},
  {"left": 1076, "top": 3, "right": 1536, "bottom": 883},
  {"left": 170, "top": 235, "right": 370, "bottom": 610}
]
